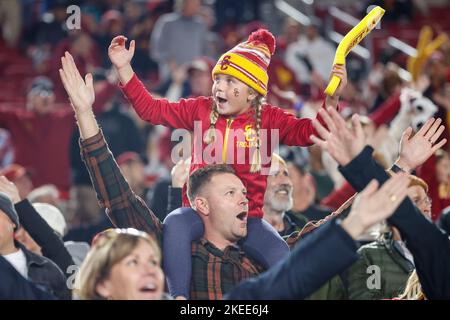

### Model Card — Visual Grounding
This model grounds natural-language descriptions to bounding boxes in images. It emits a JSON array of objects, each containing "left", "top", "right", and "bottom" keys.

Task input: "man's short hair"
[{"left": 187, "top": 164, "right": 235, "bottom": 204}]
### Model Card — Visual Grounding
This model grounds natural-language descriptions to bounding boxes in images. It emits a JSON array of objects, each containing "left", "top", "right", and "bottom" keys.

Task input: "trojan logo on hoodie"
[{"left": 236, "top": 124, "right": 258, "bottom": 149}]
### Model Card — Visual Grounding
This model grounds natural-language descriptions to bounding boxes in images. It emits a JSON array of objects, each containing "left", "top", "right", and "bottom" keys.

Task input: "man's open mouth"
[{"left": 236, "top": 211, "right": 248, "bottom": 221}]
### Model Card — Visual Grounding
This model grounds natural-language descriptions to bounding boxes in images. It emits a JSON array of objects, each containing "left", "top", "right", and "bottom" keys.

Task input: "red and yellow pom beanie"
[{"left": 212, "top": 29, "right": 276, "bottom": 96}]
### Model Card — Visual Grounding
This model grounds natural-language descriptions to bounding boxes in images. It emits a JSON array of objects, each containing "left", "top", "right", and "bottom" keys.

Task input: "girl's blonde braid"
[
  {"left": 204, "top": 102, "right": 219, "bottom": 145},
  {"left": 250, "top": 99, "right": 263, "bottom": 173}
]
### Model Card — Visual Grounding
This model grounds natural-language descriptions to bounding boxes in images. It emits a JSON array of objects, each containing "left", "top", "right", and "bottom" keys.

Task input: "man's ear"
[{"left": 194, "top": 197, "right": 210, "bottom": 216}]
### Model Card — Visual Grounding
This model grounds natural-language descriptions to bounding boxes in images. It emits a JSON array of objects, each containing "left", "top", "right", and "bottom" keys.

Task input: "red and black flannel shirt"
[{"left": 80, "top": 130, "right": 264, "bottom": 300}]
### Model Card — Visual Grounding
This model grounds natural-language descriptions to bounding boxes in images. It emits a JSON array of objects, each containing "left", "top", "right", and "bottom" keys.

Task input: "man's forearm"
[{"left": 75, "top": 109, "right": 100, "bottom": 140}]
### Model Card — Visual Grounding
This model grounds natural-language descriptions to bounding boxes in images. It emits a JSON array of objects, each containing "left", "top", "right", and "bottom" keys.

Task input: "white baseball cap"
[{"left": 32, "top": 203, "right": 67, "bottom": 237}]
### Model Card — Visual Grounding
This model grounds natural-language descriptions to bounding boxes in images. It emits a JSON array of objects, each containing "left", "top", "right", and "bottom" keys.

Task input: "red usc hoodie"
[{"left": 121, "top": 73, "right": 323, "bottom": 218}]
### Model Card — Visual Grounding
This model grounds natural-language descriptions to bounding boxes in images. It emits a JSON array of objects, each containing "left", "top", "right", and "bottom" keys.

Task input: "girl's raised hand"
[{"left": 108, "top": 36, "right": 135, "bottom": 70}]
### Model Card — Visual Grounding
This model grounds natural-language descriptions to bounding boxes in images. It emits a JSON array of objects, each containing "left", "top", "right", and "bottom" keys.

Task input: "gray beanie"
[{"left": 0, "top": 192, "right": 20, "bottom": 231}]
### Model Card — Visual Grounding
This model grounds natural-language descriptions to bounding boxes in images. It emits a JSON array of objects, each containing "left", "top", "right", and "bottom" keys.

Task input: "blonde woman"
[{"left": 74, "top": 228, "right": 169, "bottom": 300}]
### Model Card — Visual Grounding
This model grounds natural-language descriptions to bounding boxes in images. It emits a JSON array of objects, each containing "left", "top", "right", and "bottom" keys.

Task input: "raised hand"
[
  {"left": 325, "top": 64, "right": 348, "bottom": 108},
  {"left": 0, "top": 176, "right": 21, "bottom": 204},
  {"left": 396, "top": 118, "right": 447, "bottom": 172},
  {"left": 310, "top": 107, "right": 366, "bottom": 166},
  {"left": 330, "top": 64, "right": 348, "bottom": 98},
  {"left": 108, "top": 36, "right": 135, "bottom": 84},
  {"left": 171, "top": 158, "right": 191, "bottom": 188},
  {"left": 108, "top": 36, "right": 135, "bottom": 70},
  {"left": 342, "top": 173, "right": 409, "bottom": 239},
  {"left": 59, "top": 51, "right": 95, "bottom": 114}
]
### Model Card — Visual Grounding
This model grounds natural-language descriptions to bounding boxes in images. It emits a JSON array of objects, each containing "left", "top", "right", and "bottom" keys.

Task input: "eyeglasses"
[{"left": 415, "top": 196, "right": 432, "bottom": 208}]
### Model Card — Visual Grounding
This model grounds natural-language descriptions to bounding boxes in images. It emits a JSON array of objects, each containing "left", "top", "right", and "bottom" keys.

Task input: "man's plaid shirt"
[{"left": 80, "top": 130, "right": 264, "bottom": 300}]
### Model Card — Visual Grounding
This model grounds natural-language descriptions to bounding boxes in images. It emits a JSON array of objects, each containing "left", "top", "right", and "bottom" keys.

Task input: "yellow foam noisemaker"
[
  {"left": 325, "top": 6, "right": 385, "bottom": 96},
  {"left": 407, "top": 25, "right": 448, "bottom": 82},
  {"left": 407, "top": 26, "right": 432, "bottom": 81}
]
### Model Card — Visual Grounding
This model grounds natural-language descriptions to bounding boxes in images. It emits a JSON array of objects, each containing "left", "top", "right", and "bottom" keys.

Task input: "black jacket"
[
  {"left": 18, "top": 242, "right": 71, "bottom": 300},
  {"left": 339, "top": 146, "right": 450, "bottom": 299},
  {"left": 0, "top": 256, "right": 55, "bottom": 300}
]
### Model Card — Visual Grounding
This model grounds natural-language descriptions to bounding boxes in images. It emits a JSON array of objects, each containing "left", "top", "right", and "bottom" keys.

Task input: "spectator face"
[
  {"left": 14, "top": 227, "right": 42, "bottom": 255},
  {"left": 199, "top": 6, "right": 216, "bottom": 29},
  {"left": 71, "top": 185, "right": 102, "bottom": 224},
  {"left": 428, "top": 59, "right": 447, "bottom": 87},
  {"left": 29, "top": 91, "right": 55, "bottom": 115},
  {"left": 129, "top": 160, "right": 146, "bottom": 187},
  {"left": 120, "top": 159, "right": 146, "bottom": 190},
  {"left": 212, "top": 74, "right": 256, "bottom": 116},
  {"left": 53, "top": 6, "right": 67, "bottom": 22},
  {"left": 109, "top": 19, "right": 124, "bottom": 36},
  {"left": 198, "top": 173, "right": 249, "bottom": 244},
  {"left": 124, "top": 2, "right": 142, "bottom": 22},
  {"left": 436, "top": 155, "right": 450, "bottom": 184},
  {"left": 182, "top": 0, "right": 201, "bottom": 17},
  {"left": 0, "top": 210, "right": 15, "bottom": 251},
  {"left": 287, "top": 162, "right": 315, "bottom": 202},
  {"left": 283, "top": 18, "right": 301, "bottom": 44},
  {"left": 190, "top": 69, "right": 212, "bottom": 96},
  {"left": 306, "top": 25, "right": 318, "bottom": 40},
  {"left": 407, "top": 185, "right": 432, "bottom": 219},
  {"left": 96, "top": 239, "right": 164, "bottom": 300},
  {"left": 70, "top": 32, "right": 96, "bottom": 58},
  {"left": 264, "top": 161, "right": 293, "bottom": 212}
]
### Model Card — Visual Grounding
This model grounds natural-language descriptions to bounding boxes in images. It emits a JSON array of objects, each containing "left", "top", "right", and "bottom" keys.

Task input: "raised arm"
[
  {"left": 59, "top": 52, "right": 163, "bottom": 244},
  {"left": 270, "top": 65, "right": 348, "bottom": 147},
  {"left": 310, "top": 107, "right": 450, "bottom": 299},
  {"left": 166, "top": 158, "right": 190, "bottom": 215}
]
